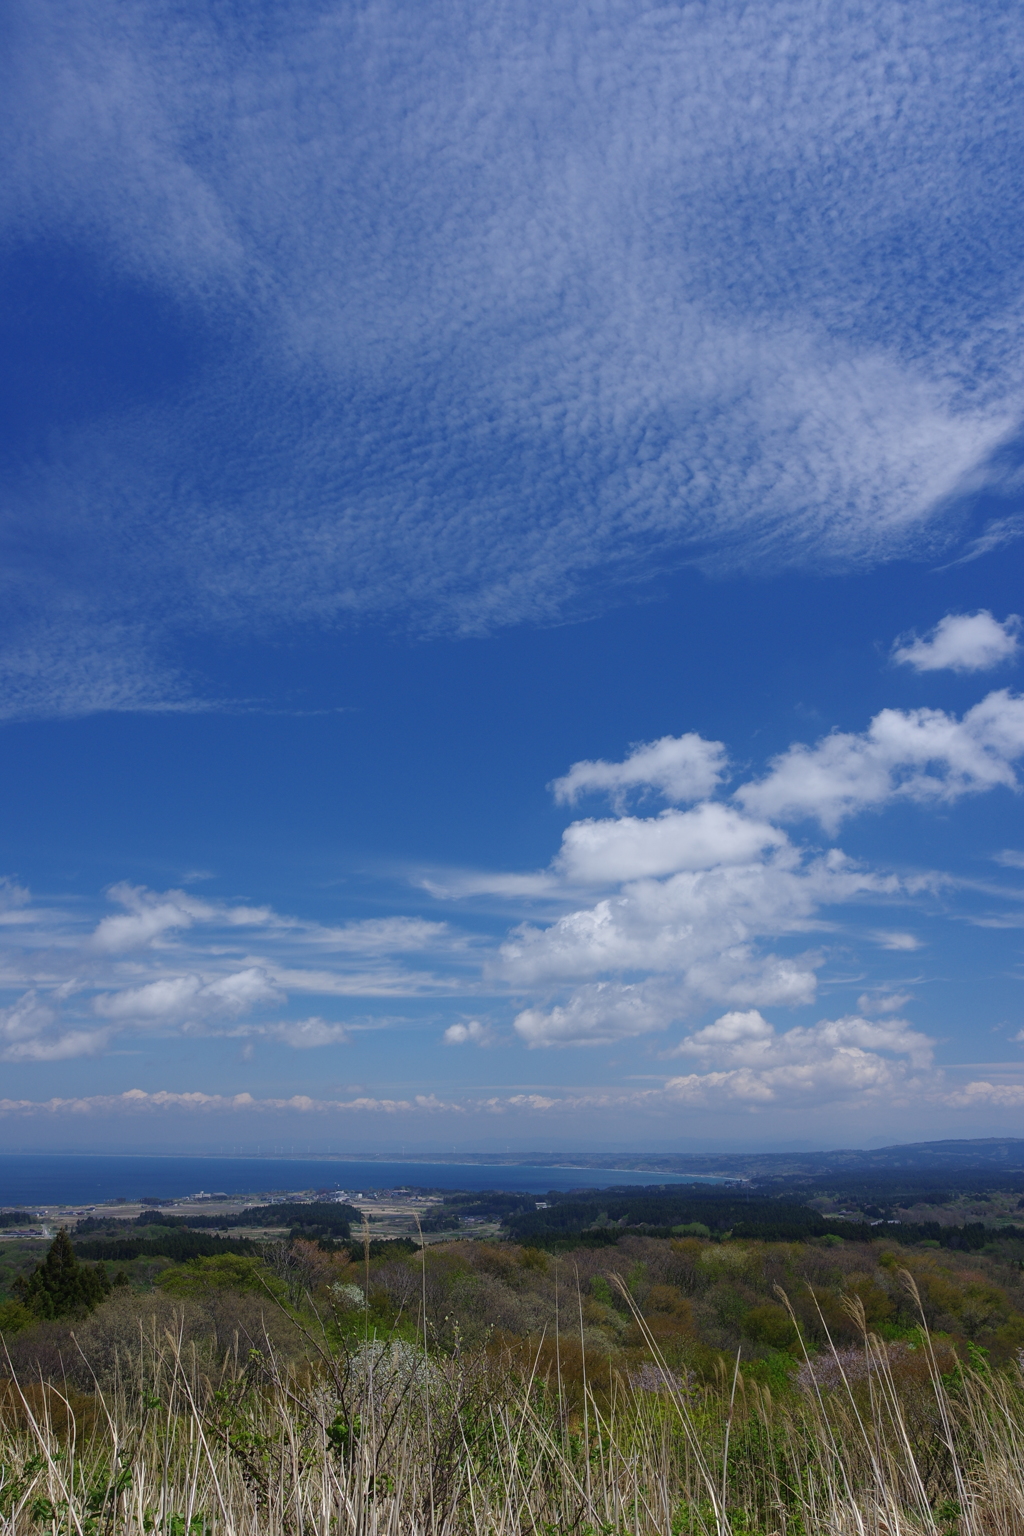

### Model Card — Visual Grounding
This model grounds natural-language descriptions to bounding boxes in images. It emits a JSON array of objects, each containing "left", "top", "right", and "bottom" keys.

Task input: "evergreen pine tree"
[{"left": 15, "top": 1228, "right": 111, "bottom": 1319}]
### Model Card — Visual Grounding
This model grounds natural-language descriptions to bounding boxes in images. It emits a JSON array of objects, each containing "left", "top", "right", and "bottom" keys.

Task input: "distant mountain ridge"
[{"left": 338, "top": 1140, "right": 1024, "bottom": 1178}]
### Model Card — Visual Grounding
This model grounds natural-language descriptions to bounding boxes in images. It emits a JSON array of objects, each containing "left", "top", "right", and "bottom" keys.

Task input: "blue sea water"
[{"left": 0, "top": 1154, "right": 723, "bottom": 1207}]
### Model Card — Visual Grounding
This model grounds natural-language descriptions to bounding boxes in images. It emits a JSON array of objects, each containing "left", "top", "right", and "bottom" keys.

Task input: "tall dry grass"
[{"left": 1, "top": 1267, "right": 1023, "bottom": 1536}]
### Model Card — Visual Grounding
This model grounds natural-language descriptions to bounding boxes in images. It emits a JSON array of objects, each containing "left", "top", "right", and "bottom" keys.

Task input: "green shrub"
[
  {"left": 157, "top": 1254, "right": 283, "bottom": 1299},
  {"left": 740, "top": 1349, "right": 797, "bottom": 1392},
  {"left": 0, "top": 1298, "right": 34, "bottom": 1335},
  {"left": 741, "top": 1302, "right": 796, "bottom": 1349},
  {"left": 591, "top": 1275, "right": 615, "bottom": 1306}
]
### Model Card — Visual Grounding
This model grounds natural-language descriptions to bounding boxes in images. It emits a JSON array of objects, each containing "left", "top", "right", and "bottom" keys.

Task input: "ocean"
[{"left": 0, "top": 1153, "right": 723, "bottom": 1207}]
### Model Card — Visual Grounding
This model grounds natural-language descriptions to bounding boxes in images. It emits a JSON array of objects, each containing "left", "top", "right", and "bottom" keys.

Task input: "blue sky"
[{"left": 2, "top": 0, "right": 1024, "bottom": 1153}]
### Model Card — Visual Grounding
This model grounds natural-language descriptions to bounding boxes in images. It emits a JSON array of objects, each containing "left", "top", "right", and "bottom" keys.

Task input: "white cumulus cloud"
[
  {"left": 89, "top": 883, "right": 277, "bottom": 953},
  {"left": 555, "top": 804, "right": 786, "bottom": 884},
  {"left": 893, "top": 611, "right": 1020, "bottom": 673},
  {"left": 663, "top": 1009, "right": 934, "bottom": 1106},
  {"left": 500, "top": 849, "right": 871, "bottom": 991},
  {"left": 476, "top": 695, "right": 1024, "bottom": 1048},
  {"left": 443, "top": 1019, "right": 497, "bottom": 1046},
  {"left": 514, "top": 984, "right": 667, "bottom": 1048},
  {"left": 3, "top": 684, "right": 1024, "bottom": 1088},
  {"left": 736, "top": 690, "right": 1024, "bottom": 832},
  {"left": 4, "top": 1030, "right": 112, "bottom": 1063},
  {"left": 551, "top": 735, "right": 728, "bottom": 808},
  {"left": 943, "top": 1081, "right": 1024, "bottom": 1108},
  {"left": 89, "top": 884, "right": 209, "bottom": 952},
  {"left": 93, "top": 967, "right": 281, "bottom": 1024},
  {"left": 0, "top": 991, "right": 111, "bottom": 1062},
  {"left": 260, "top": 1018, "right": 351, "bottom": 1049}
]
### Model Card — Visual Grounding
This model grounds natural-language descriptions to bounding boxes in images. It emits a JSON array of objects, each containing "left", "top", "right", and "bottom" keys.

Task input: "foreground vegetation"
[{"left": 4, "top": 1218, "right": 1024, "bottom": 1533}]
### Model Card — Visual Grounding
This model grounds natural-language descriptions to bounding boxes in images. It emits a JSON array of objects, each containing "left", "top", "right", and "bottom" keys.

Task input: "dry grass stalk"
[{"left": 1, "top": 1284, "right": 1023, "bottom": 1536}]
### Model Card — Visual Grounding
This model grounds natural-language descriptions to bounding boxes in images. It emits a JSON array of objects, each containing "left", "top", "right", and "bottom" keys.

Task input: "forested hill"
[
  {"left": 73, "top": 1230, "right": 260, "bottom": 1262},
  {"left": 74, "top": 1201, "right": 360, "bottom": 1241},
  {"left": 496, "top": 1186, "right": 1024, "bottom": 1251},
  {"left": 171, "top": 1201, "right": 361, "bottom": 1236}
]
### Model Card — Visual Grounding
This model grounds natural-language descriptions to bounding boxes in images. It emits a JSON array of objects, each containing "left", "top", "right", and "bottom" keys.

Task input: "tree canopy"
[{"left": 15, "top": 1229, "right": 110, "bottom": 1319}]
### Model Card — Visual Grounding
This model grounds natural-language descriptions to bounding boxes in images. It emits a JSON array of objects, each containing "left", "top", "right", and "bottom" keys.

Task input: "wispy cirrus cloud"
[
  {"left": 935, "top": 516, "right": 1024, "bottom": 571},
  {"left": 0, "top": 881, "right": 478, "bottom": 1060},
  {"left": 870, "top": 931, "right": 923, "bottom": 952},
  {"left": 3, "top": 2, "right": 1024, "bottom": 713}
]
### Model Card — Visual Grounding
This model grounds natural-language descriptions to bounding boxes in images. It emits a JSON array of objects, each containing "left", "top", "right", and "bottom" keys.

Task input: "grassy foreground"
[{"left": 3, "top": 1253, "right": 1024, "bottom": 1536}]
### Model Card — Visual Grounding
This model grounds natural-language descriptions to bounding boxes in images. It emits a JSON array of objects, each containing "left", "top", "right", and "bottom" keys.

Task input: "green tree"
[{"left": 15, "top": 1229, "right": 110, "bottom": 1319}]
